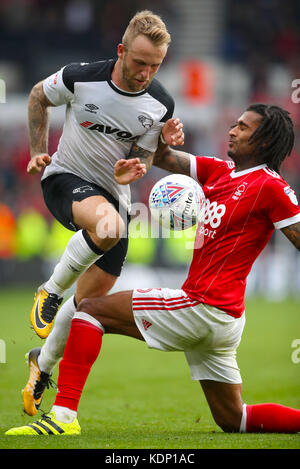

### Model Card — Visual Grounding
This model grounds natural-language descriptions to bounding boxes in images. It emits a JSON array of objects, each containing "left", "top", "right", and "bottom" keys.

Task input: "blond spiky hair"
[{"left": 122, "top": 10, "right": 171, "bottom": 49}]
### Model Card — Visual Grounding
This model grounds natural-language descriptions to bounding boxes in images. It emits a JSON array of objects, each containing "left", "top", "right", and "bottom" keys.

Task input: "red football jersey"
[{"left": 182, "top": 156, "right": 300, "bottom": 317}]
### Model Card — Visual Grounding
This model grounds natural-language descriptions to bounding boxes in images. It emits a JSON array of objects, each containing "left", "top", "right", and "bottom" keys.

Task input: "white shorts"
[{"left": 132, "top": 288, "right": 245, "bottom": 384}]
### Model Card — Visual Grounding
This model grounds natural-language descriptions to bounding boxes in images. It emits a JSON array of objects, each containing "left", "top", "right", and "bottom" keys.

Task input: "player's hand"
[
  {"left": 114, "top": 158, "right": 146, "bottom": 185},
  {"left": 161, "top": 118, "right": 184, "bottom": 146},
  {"left": 27, "top": 154, "right": 51, "bottom": 174}
]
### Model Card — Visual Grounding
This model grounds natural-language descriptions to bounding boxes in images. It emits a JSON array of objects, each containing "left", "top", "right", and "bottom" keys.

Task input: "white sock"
[
  {"left": 239, "top": 403, "right": 247, "bottom": 433},
  {"left": 44, "top": 230, "right": 103, "bottom": 297},
  {"left": 38, "top": 296, "right": 77, "bottom": 374},
  {"left": 51, "top": 405, "right": 77, "bottom": 423},
  {"left": 73, "top": 311, "right": 105, "bottom": 333}
]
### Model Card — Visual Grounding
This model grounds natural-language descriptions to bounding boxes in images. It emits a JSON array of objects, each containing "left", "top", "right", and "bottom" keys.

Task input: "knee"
[
  {"left": 77, "top": 297, "right": 100, "bottom": 318},
  {"left": 114, "top": 215, "right": 126, "bottom": 240},
  {"left": 95, "top": 210, "right": 126, "bottom": 250}
]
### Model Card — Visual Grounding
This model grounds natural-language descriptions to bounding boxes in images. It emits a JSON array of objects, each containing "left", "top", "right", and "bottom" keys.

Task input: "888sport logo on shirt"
[
  {"left": 203, "top": 199, "right": 226, "bottom": 229},
  {"left": 198, "top": 198, "right": 226, "bottom": 240}
]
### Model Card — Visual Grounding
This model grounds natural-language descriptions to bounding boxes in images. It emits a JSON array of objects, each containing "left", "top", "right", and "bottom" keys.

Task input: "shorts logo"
[
  {"left": 142, "top": 318, "right": 152, "bottom": 330},
  {"left": 72, "top": 185, "right": 94, "bottom": 194}
]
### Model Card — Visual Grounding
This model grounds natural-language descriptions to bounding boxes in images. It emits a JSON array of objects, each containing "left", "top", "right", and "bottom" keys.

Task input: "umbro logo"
[
  {"left": 85, "top": 103, "right": 99, "bottom": 113},
  {"left": 142, "top": 318, "right": 152, "bottom": 331}
]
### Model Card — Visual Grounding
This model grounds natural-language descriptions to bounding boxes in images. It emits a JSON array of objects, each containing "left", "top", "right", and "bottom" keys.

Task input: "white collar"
[{"left": 230, "top": 163, "right": 267, "bottom": 178}]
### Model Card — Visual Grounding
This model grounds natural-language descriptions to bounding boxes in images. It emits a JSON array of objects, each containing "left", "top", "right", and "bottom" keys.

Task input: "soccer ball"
[{"left": 149, "top": 174, "right": 205, "bottom": 231}]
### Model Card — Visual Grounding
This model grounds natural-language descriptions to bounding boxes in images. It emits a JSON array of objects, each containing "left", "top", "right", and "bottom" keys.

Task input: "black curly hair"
[{"left": 246, "top": 104, "right": 294, "bottom": 174}]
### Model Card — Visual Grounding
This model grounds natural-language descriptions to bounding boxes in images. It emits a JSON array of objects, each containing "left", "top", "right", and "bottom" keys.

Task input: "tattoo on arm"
[
  {"left": 153, "top": 146, "right": 191, "bottom": 175},
  {"left": 281, "top": 222, "right": 300, "bottom": 251},
  {"left": 127, "top": 143, "right": 155, "bottom": 172},
  {"left": 28, "top": 81, "right": 54, "bottom": 158}
]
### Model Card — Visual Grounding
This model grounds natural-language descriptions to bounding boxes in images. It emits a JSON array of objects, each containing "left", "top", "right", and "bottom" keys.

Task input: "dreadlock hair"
[{"left": 246, "top": 103, "right": 294, "bottom": 174}]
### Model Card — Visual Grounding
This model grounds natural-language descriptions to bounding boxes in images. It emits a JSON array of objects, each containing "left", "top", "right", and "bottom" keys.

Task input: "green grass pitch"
[{"left": 0, "top": 286, "right": 299, "bottom": 449}]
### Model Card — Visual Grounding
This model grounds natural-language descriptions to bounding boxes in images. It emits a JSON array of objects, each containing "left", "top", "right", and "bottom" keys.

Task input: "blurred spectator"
[
  {"left": 0, "top": 202, "right": 17, "bottom": 258},
  {"left": 223, "top": 0, "right": 300, "bottom": 98},
  {"left": 0, "top": 0, "right": 175, "bottom": 91},
  {"left": 0, "top": 0, "right": 300, "bottom": 266},
  {"left": 64, "top": 0, "right": 93, "bottom": 33}
]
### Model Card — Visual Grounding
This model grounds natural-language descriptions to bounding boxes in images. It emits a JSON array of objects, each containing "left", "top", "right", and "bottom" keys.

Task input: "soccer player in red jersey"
[{"left": 6, "top": 104, "right": 300, "bottom": 435}]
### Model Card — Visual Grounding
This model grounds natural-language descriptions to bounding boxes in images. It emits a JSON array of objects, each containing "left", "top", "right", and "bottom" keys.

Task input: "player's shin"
[
  {"left": 52, "top": 312, "right": 104, "bottom": 418},
  {"left": 38, "top": 296, "right": 77, "bottom": 374},
  {"left": 240, "top": 403, "right": 300, "bottom": 433},
  {"left": 44, "top": 230, "right": 104, "bottom": 297}
]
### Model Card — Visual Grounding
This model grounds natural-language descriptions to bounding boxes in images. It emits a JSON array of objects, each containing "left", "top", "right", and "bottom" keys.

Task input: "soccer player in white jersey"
[
  {"left": 21, "top": 10, "right": 184, "bottom": 417},
  {"left": 7, "top": 104, "right": 300, "bottom": 436}
]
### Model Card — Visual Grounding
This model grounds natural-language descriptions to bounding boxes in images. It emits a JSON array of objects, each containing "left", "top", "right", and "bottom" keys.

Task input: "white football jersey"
[{"left": 42, "top": 59, "right": 174, "bottom": 211}]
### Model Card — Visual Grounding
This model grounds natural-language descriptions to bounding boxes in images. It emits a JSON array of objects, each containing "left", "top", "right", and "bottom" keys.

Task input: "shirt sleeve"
[
  {"left": 135, "top": 121, "right": 163, "bottom": 152},
  {"left": 260, "top": 179, "right": 300, "bottom": 229},
  {"left": 43, "top": 67, "right": 74, "bottom": 106},
  {"left": 136, "top": 81, "right": 174, "bottom": 153},
  {"left": 191, "top": 155, "right": 228, "bottom": 186}
]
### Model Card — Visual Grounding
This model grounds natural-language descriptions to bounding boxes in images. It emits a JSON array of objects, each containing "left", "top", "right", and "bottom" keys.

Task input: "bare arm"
[
  {"left": 114, "top": 118, "right": 184, "bottom": 185},
  {"left": 113, "top": 143, "right": 152, "bottom": 185},
  {"left": 115, "top": 142, "right": 191, "bottom": 185},
  {"left": 281, "top": 222, "right": 300, "bottom": 251},
  {"left": 153, "top": 140, "right": 191, "bottom": 175},
  {"left": 127, "top": 142, "right": 155, "bottom": 172},
  {"left": 27, "top": 81, "right": 55, "bottom": 174},
  {"left": 126, "top": 117, "right": 185, "bottom": 172}
]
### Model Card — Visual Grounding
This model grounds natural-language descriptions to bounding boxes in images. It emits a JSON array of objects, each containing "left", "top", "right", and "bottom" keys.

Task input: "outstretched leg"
[
  {"left": 53, "top": 291, "right": 142, "bottom": 417},
  {"left": 200, "top": 379, "right": 300, "bottom": 433},
  {"left": 23, "top": 266, "right": 118, "bottom": 416}
]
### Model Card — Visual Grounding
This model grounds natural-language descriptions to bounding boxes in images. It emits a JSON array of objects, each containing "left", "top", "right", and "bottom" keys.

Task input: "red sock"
[
  {"left": 246, "top": 403, "right": 300, "bottom": 433},
  {"left": 54, "top": 318, "right": 103, "bottom": 411}
]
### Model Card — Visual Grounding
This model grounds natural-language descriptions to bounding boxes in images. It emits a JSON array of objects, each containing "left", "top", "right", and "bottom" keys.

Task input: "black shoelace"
[
  {"left": 33, "top": 372, "right": 57, "bottom": 400},
  {"left": 40, "top": 294, "right": 63, "bottom": 323}
]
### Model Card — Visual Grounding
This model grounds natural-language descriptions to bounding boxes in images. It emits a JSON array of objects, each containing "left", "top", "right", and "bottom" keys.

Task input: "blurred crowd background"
[{"left": 0, "top": 0, "right": 300, "bottom": 297}]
